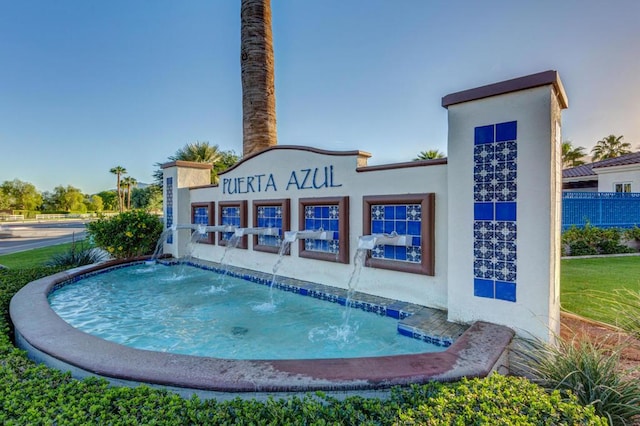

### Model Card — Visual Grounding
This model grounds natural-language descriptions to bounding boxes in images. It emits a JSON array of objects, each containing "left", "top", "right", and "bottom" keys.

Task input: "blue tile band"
[
  {"left": 166, "top": 177, "right": 173, "bottom": 244},
  {"left": 473, "top": 121, "right": 517, "bottom": 302}
]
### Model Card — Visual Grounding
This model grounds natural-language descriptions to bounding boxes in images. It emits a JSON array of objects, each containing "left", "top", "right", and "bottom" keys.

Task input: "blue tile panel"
[
  {"left": 304, "top": 204, "right": 340, "bottom": 254},
  {"left": 165, "top": 177, "right": 173, "bottom": 244},
  {"left": 193, "top": 206, "right": 210, "bottom": 239},
  {"left": 256, "top": 205, "right": 283, "bottom": 247},
  {"left": 473, "top": 121, "right": 517, "bottom": 302},
  {"left": 52, "top": 260, "right": 458, "bottom": 348},
  {"left": 370, "top": 204, "right": 422, "bottom": 263},
  {"left": 221, "top": 206, "right": 241, "bottom": 241}
]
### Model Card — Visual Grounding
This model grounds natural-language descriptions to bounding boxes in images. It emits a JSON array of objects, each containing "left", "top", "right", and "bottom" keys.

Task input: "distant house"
[{"left": 562, "top": 151, "right": 640, "bottom": 193}]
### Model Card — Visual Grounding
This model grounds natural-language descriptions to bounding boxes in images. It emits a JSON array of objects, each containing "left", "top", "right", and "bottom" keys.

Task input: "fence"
[
  {"left": 0, "top": 214, "right": 24, "bottom": 222},
  {"left": 562, "top": 192, "right": 640, "bottom": 230}
]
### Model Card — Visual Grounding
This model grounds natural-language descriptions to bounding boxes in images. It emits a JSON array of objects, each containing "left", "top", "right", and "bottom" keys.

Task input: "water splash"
[
  {"left": 216, "top": 235, "right": 241, "bottom": 283},
  {"left": 342, "top": 248, "right": 368, "bottom": 327},
  {"left": 268, "top": 240, "right": 291, "bottom": 303}
]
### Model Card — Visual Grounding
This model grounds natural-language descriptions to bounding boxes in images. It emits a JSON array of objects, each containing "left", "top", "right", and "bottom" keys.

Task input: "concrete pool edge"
[{"left": 10, "top": 260, "right": 515, "bottom": 399}]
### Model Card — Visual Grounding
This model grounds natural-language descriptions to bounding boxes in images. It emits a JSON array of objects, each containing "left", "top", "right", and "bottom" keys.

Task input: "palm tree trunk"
[{"left": 241, "top": 0, "right": 277, "bottom": 157}]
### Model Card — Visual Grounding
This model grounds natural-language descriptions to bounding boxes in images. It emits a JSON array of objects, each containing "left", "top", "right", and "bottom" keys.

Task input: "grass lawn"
[
  {"left": 561, "top": 255, "right": 640, "bottom": 325},
  {"left": 0, "top": 242, "right": 78, "bottom": 269}
]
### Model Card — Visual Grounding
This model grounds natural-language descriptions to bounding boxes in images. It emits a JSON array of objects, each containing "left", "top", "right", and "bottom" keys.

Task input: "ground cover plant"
[
  {"left": 0, "top": 267, "right": 606, "bottom": 425},
  {"left": 561, "top": 256, "right": 640, "bottom": 325},
  {"left": 512, "top": 337, "right": 640, "bottom": 425}
]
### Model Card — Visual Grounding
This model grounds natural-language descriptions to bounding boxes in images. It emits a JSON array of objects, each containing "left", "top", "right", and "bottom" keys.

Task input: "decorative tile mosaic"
[
  {"left": 473, "top": 121, "right": 517, "bottom": 302},
  {"left": 165, "top": 177, "right": 173, "bottom": 244},
  {"left": 370, "top": 204, "right": 422, "bottom": 263},
  {"left": 221, "top": 206, "right": 241, "bottom": 241},
  {"left": 256, "top": 205, "right": 283, "bottom": 247},
  {"left": 192, "top": 206, "right": 210, "bottom": 240},
  {"left": 304, "top": 204, "right": 340, "bottom": 254}
]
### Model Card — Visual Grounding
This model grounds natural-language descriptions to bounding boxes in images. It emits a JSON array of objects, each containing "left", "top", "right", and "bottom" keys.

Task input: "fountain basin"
[{"left": 10, "top": 259, "right": 514, "bottom": 400}]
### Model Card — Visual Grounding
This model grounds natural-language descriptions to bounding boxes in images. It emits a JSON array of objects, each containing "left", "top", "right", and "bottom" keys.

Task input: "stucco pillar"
[
  {"left": 161, "top": 161, "right": 212, "bottom": 258},
  {"left": 443, "top": 71, "right": 568, "bottom": 342}
]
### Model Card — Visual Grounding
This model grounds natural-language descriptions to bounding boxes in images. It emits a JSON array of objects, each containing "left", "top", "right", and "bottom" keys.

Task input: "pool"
[
  {"left": 10, "top": 259, "right": 514, "bottom": 400},
  {"left": 48, "top": 263, "right": 443, "bottom": 360}
]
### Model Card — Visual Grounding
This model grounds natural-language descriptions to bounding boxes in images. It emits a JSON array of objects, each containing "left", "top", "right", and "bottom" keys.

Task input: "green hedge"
[
  {"left": 562, "top": 224, "right": 638, "bottom": 256},
  {"left": 0, "top": 268, "right": 606, "bottom": 425}
]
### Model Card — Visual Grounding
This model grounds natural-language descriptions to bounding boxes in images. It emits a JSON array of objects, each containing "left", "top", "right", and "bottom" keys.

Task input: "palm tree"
[
  {"left": 591, "top": 135, "right": 632, "bottom": 161},
  {"left": 414, "top": 150, "right": 445, "bottom": 161},
  {"left": 109, "top": 166, "right": 127, "bottom": 212},
  {"left": 561, "top": 141, "right": 587, "bottom": 168},
  {"left": 241, "top": 0, "right": 277, "bottom": 157},
  {"left": 121, "top": 176, "right": 137, "bottom": 210},
  {"left": 170, "top": 142, "right": 222, "bottom": 164}
]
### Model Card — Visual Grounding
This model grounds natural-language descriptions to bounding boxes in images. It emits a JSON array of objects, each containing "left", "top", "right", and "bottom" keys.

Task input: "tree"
[
  {"left": 591, "top": 135, "right": 632, "bottom": 161},
  {"left": 109, "top": 166, "right": 127, "bottom": 212},
  {"left": 0, "top": 179, "right": 42, "bottom": 211},
  {"left": 561, "top": 141, "right": 587, "bottom": 168},
  {"left": 154, "top": 142, "right": 240, "bottom": 188},
  {"left": 96, "top": 190, "right": 118, "bottom": 211},
  {"left": 85, "top": 194, "right": 104, "bottom": 213},
  {"left": 414, "top": 150, "right": 445, "bottom": 161},
  {"left": 48, "top": 185, "right": 86, "bottom": 212},
  {"left": 121, "top": 176, "right": 137, "bottom": 210},
  {"left": 131, "top": 186, "right": 163, "bottom": 212},
  {"left": 241, "top": 0, "right": 277, "bottom": 157}
]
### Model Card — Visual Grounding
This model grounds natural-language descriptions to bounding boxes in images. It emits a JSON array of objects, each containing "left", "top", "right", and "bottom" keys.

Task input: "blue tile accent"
[
  {"left": 474, "top": 125, "right": 494, "bottom": 145},
  {"left": 221, "top": 206, "right": 241, "bottom": 241},
  {"left": 473, "top": 121, "right": 517, "bottom": 302},
  {"left": 495, "top": 202, "right": 517, "bottom": 221},
  {"left": 165, "top": 177, "right": 173, "bottom": 244},
  {"left": 303, "top": 204, "right": 340, "bottom": 254},
  {"left": 495, "top": 281, "right": 516, "bottom": 302},
  {"left": 474, "top": 203, "right": 494, "bottom": 220},
  {"left": 474, "top": 278, "right": 495, "bottom": 298},
  {"left": 496, "top": 121, "right": 517, "bottom": 142},
  {"left": 255, "top": 205, "right": 283, "bottom": 247},
  {"left": 368, "top": 202, "right": 423, "bottom": 264}
]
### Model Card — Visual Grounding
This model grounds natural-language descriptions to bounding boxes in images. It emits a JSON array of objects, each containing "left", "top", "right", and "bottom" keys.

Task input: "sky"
[{"left": 1, "top": 0, "right": 639, "bottom": 195}]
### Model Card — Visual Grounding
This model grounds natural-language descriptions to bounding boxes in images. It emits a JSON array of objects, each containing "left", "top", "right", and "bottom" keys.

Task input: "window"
[{"left": 614, "top": 182, "right": 632, "bottom": 193}]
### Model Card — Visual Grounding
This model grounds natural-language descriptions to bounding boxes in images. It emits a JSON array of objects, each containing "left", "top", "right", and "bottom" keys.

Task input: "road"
[{"left": 0, "top": 221, "right": 88, "bottom": 255}]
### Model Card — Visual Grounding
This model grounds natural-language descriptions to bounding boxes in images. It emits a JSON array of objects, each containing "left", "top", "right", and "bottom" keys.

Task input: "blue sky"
[{"left": 1, "top": 0, "right": 639, "bottom": 194}]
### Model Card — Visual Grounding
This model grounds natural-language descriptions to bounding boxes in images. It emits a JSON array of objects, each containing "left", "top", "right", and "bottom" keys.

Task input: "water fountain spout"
[
  {"left": 283, "top": 230, "right": 334, "bottom": 243},
  {"left": 357, "top": 232, "right": 414, "bottom": 250},
  {"left": 233, "top": 227, "right": 280, "bottom": 237}
]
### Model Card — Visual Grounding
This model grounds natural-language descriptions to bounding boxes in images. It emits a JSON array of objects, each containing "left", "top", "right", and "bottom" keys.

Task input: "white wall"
[
  {"left": 596, "top": 165, "right": 640, "bottom": 192},
  {"left": 170, "top": 148, "right": 449, "bottom": 310}
]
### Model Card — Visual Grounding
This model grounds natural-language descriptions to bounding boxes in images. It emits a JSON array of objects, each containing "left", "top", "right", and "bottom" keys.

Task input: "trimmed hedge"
[{"left": 1, "top": 268, "right": 606, "bottom": 425}]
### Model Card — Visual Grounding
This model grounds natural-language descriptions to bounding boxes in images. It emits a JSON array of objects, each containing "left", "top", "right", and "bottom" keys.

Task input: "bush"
[
  {"left": 45, "top": 240, "right": 109, "bottom": 268},
  {"left": 512, "top": 336, "right": 640, "bottom": 425},
  {"left": 86, "top": 210, "right": 163, "bottom": 259},
  {"left": 624, "top": 225, "right": 640, "bottom": 242},
  {"left": 0, "top": 268, "right": 608, "bottom": 425},
  {"left": 562, "top": 224, "right": 636, "bottom": 256}
]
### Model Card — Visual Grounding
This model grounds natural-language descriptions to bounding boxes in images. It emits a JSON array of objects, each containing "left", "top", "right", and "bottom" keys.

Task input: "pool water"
[{"left": 49, "top": 263, "right": 443, "bottom": 360}]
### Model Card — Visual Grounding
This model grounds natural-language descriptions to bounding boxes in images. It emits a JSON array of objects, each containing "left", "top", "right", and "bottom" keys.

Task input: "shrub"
[
  {"left": 86, "top": 210, "right": 163, "bottom": 259},
  {"left": 45, "top": 240, "right": 109, "bottom": 268},
  {"left": 512, "top": 336, "right": 640, "bottom": 425},
  {"left": 624, "top": 225, "right": 640, "bottom": 241},
  {"left": 562, "top": 224, "right": 636, "bottom": 256}
]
